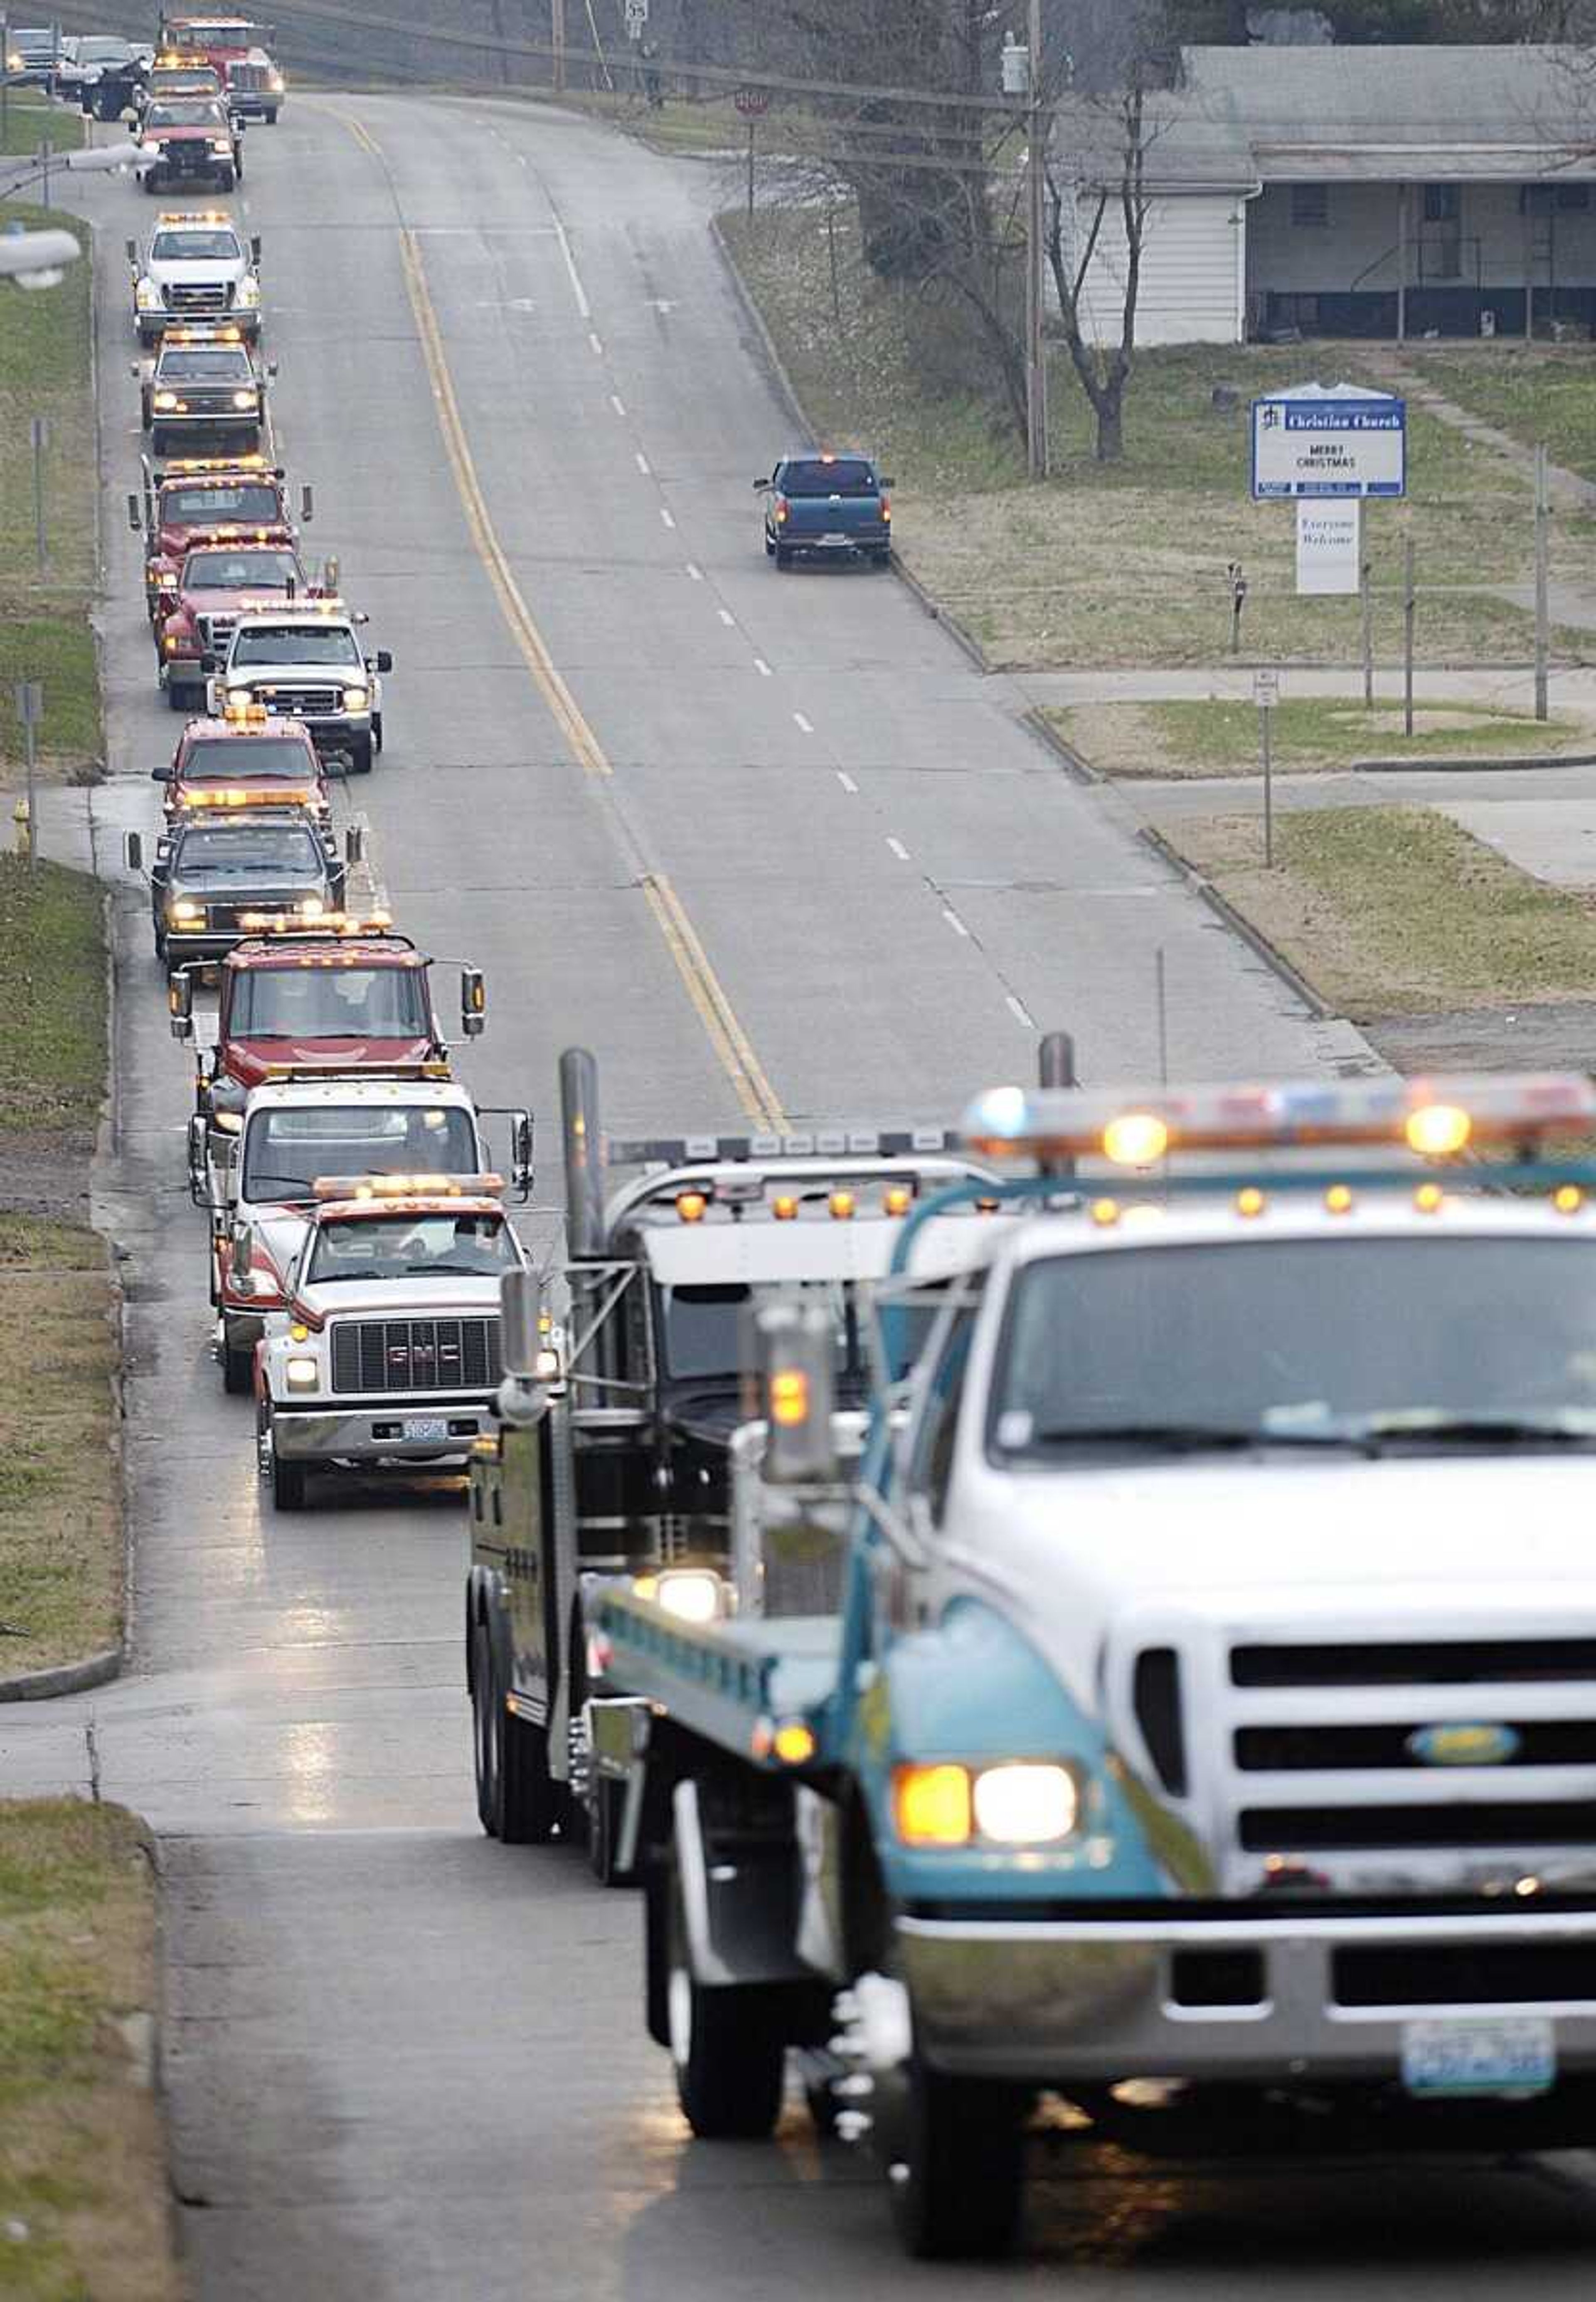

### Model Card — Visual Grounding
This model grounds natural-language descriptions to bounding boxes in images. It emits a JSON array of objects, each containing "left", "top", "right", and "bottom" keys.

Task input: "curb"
[
  {"left": 1351, "top": 749, "right": 1596, "bottom": 774},
  {"left": 1138, "top": 822, "right": 1333, "bottom": 1022},
  {"left": 1022, "top": 705, "right": 1102, "bottom": 785},
  {"left": 706, "top": 212, "right": 994, "bottom": 668},
  {"left": 0, "top": 1645, "right": 122, "bottom": 1703}
]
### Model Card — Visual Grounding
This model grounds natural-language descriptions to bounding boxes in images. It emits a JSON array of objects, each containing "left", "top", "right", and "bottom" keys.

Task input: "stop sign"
[{"left": 734, "top": 85, "right": 771, "bottom": 118}]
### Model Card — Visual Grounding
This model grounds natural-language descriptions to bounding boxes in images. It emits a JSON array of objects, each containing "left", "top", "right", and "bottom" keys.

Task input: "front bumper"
[
  {"left": 148, "top": 149, "right": 235, "bottom": 181},
  {"left": 139, "top": 309, "right": 260, "bottom": 340},
  {"left": 271, "top": 1395, "right": 496, "bottom": 1464},
  {"left": 151, "top": 410, "right": 263, "bottom": 439},
  {"left": 898, "top": 1905, "right": 1596, "bottom": 2083}
]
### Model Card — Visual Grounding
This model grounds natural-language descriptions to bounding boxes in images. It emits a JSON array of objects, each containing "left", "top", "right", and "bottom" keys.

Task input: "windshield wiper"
[
  {"left": 1353, "top": 1411, "right": 1596, "bottom": 1449},
  {"left": 1016, "top": 1421, "right": 1376, "bottom": 1456},
  {"left": 244, "top": 1173, "right": 318, "bottom": 1198}
]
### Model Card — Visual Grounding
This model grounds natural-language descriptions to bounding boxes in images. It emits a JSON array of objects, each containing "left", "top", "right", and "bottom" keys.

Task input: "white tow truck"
[
  {"left": 129, "top": 210, "right": 263, "bottom": 343},
  {"left": 566, "top": 1067, "right": 1596, "bottom": 2259},
  {"left": 207, "top": 1071, "right": 532, "bottom": 1395},
  {"left": 256, "top": 1173, "right": 526, "bottom": 1510},
  {"left": 211, "top": 599, "right": 391, "bottom": 776}
]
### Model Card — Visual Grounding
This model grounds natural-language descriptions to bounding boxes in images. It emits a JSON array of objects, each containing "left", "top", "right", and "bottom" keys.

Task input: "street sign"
[
  {"left": 734, "top": 85, "right": 771, "bottom": 117},
  {"left": 1251, "top": 384, "right": 1405, "bottom": 500},
  {"left": 1252, "top": 668, "right": 1279, "bottom": 709},
  {"left": 625, "top": 0, "right": 647, "bottom": 23},
  {"left": 1296, "top": 500, "right": 1361, "bottom": 596},
  {"left": 14, "top": 680, "right": 42, "bottom": 726}
]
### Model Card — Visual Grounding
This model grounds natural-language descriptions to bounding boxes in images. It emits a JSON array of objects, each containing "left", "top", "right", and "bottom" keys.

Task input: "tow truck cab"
[
  {"left": 205, "top": 1072, "right": 529, "bottom": 1395},
  {"left": 463, "top": 1044, "right": 1000, "bottom": 1869},
  {"left": 155, "top": 709, "right": 334, "bottom": 834},
  {"left": 155, "top": 541, "right": 320, "bottom": 712},
  {"left": 131, "top": 455, "right": 310, "bottom": 625},
  {"left": 590, "top": 1067, "right": 1596, "bottom": 2261},
  {"left": 171, "top": 916, "right": 486, "bottom": 1132},
  {"left": 222, "top": 47, "right": 284, "bottom": 118}
]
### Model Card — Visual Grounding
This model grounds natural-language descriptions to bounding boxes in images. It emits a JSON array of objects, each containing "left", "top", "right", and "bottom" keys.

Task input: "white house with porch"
[{"left": 1057, "top": 44, "right": 1596, "bottom": 345}]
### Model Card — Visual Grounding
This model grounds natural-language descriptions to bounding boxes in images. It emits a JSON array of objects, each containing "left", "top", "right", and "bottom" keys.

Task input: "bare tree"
[{"left": 1043, "top": 74, "right": 1158, "bottom": 462}]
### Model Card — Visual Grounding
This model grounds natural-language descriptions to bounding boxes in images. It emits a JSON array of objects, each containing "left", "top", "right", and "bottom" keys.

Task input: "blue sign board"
[{"left": 1251, "top": 392, "right": 1406, "bottom": 500}]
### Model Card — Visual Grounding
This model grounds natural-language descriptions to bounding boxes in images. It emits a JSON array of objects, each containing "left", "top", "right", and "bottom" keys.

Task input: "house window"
[
  {"left": 1522, "top": 182, "right": 1592, "bottom": 214},
  {"left": 1291, "top": 183, "right": 1328, "bottom": 227},
  {"left": 1424, "top": 184, "right": 1460, "bottom": 223}
]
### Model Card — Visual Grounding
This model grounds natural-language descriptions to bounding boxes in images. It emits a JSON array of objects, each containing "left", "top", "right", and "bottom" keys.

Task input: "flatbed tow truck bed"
[{"left": 597, "top": 1590, "right": 839, "bottom": 1762}]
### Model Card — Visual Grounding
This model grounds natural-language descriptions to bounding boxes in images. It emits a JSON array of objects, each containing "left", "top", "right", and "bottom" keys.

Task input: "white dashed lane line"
[
  {"left": 659, "top": 506, "right": 676, "bottom": 528},
  {"left": 943, "top": 908, "right": 970, "bottom": 938},
  {"left": 793, "top": 712, "right": 814, "bottom": 734},
  {"left": 836, "top": 771, "right": 858, "bottom": 794},
  {"left": 1006, "top": 993, "right": 1036, "bottom": 1029},
  {"left": 886, "top": 837, "right": 910, "bottom": 862},
  {"left": 609, "top": 393, "right": 626, "bottom": 416},
  {"left": 717, "top": 608, "right": 735, "bottom": 627},
  {"left": 551, "top": 214, "right": 591, "bottom": 319},
  {"left": 685, "top": 562, "right": 703, "bottom": 581},
  {"left": 635, "top": 451, "right": 651, "bottom": 475},
  {"left": 588, "top": 330, "right": 603, "bottom": 355}
]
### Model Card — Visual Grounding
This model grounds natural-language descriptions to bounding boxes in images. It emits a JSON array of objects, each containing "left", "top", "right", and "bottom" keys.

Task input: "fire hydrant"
[{"left": 12, "top": 797, "right": 29, "bottom": 857}]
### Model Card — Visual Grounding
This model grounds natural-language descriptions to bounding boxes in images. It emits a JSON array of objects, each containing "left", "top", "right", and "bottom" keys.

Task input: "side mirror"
[
  {"left": 300, "top": 483, "right": 314, "bottom": 521},
  {"left": 511, "top": 1109, "right": 534, "bottom": 1197},
  {"left": 374, "top": 649, "right": 393, "bottom": 675},
  {"left": 499, "top": 1267, "right": 540, "bottom": 1380},
  {"left": 752, "top": 477, "right": 770, "bottom": 490},
  {"left": 187, "top": 1113, "right": 208, "bottom": 1198},
  {"left": 461, "top": 967, "right": 486, "bottom": 1037},
  {"left": 199, "top": 651, "right": 217, "bottom": 675},
  {"left": 125, "top": 237, "right": 138, "bottom": 263},
  {"left": 230, "top": 1224, "right": 251, "bottom": 1286},
  {"left": 206, "top": 677, "right": 224, "bottom": 714},
  {"left": 127, "top": 493, "right": 144, "bottom": 532},
  {"left": 757, "top": 1298, "right": 839, "bottom": 1484},
  {"left": 266, "top": 361, "right": 279, "bottom": 380},
  {"left": 323, "top": 555, "right": 339, "bottom": 592},
  {"left": 149, "top": 759, "right": 173, "bottom": 781},
  {"left": 879, "top": 474, "right": 896, "bottom": 489},
  {"left": 129, "top": 361, "right": 142, "bottom": 380},
  {"left": 344, "top": 825, "right": 364, "bottom": 865},
  {"left": 250, "top": 234, "right": 261, "bottom": 264},
  {"left": 167, "top": 971, "right": 194, "bottom": 1039},
  {"left": 123, "top": 831, "right": 145, "bottom": 873}
]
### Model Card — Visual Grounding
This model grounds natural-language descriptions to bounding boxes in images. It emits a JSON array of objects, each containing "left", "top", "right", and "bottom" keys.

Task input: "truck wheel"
[
  {"left": 472, "top": 1621, "right": 560, "bottom": 1845},
  {"left": 588, "top": 1774, "right": 634, "bottom": 1888},
  {"left": 222, "top": 1337, "right": 253, "bottom": 1395},
  {"left": 887, "top": 2061, "right": 1026, "bottom": 2260},
  {"left": 667, "top": 1841, "right": 785, "bottom": 2139},
  {"left": 267, "top": 1421, "right": 307, "bottom": 1512},
  {"left": 773, "top": 545, "right": 792, "bottom": 571},
  {"left": 168, "top": 683, "right": 201, "bottom": 714},
  {"left": 348, "top": 735, "right": 374, "bottom": 776},
  {"left": 872, "top": 548, "right": 892, "bottom": 569}
]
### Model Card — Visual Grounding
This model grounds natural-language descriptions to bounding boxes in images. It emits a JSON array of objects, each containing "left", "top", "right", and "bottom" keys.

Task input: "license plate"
[
  {"left": 402, "top": 1416, "right": 449, "bottom": 1444},
  {"left": 823, "top": 531, "right": 850, "bottom": 545},
  {"left": 1401, "top": 2015, "right": 1554, "bottom": 2098}
]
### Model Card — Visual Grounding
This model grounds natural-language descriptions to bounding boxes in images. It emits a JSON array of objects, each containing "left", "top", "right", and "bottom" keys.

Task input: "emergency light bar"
[
  {"left": 611, "top": 1127, "right": 963, "bottom": 1169},
  {"left": 961, "top": 1074, "right": 1596, "bottom": 1165},
  {"left": 165, "top": 325, "right": 246, "bottom": 345},
  {"left": 180, "top": 785, "right": 317, "bottom": 810},
  {"left": 221, "top": 699, "right": 272, "bottom": 724},
  {"left": 160, "top": 455, "right": 279, "bottom": 475},
  {"left": 236, "top": 910, "right": 394, "bottom": 936},
  {"left": 156, "top": 208, "right": 234, "bottom": 224},
  {"left": 310, "top": 1172, "right": 502, "bottom": 1201}
]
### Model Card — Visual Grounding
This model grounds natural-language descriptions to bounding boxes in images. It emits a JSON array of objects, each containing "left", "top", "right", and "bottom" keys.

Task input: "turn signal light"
[
  {"left": 894, "top": 1764, "right": 972, "bottom": 1847},
  {"left": 769, "top": 1369, "right": 809, "bottom": 1426}
]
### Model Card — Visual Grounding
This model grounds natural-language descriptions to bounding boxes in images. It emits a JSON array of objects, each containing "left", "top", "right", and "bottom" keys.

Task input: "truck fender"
[{"left": 860, "top": 1599, "right": 1172, "bottom": 1898}]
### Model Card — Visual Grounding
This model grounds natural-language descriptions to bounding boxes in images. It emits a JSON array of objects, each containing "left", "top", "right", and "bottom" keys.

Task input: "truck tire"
[
  {"left": 472, "top": 1620, "right": 559, "bottom": 1845},
  {"left": 887, "top": 2061, "right": 1026, "bottom": 2260},
  {"left": 348, "top": 735, "right": 374, "bottom": 776},
  {"left": 222, "top": 1336, "right": 253, "bottom": 1395},
  {"left": 265, "top": 1416, "right": 307, "bottom": 1511},
  {"left": 168, "top": 682, "right": 202, "bottom": 714},
  {"left": 773, "top": 545, "right": 792, "bottom": 571},
  {"left": 588, "top": 1774, "right": 634, "bottom": 1888},
  {"left": 666, "top": 1839, "right": 785, "bottom": 2139}
]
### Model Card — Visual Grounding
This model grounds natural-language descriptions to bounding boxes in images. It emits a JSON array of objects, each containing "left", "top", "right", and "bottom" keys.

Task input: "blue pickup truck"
[{"left": 754, "top": 450, "right": 892, "bottom": 570}]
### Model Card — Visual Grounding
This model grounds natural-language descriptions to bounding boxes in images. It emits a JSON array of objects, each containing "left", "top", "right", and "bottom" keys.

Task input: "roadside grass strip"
[
  {"left": 0, "top": 858, "right": 107, "bottom": 1137},
  {"left": 0, "top": 1800, "right": 180, "bottom": 2302},
  {"left": 721, "top": 205, "right": 1589, "bottom": 674},
  {"left": 0, "top": 188, "right": 99, "bottom": 779},
  {"left": 1048, "top": 698, "right": 1596, "bottom": 780},
  {"left": 1164, "top": 803, "right": 1596, "bottom": 1017}
]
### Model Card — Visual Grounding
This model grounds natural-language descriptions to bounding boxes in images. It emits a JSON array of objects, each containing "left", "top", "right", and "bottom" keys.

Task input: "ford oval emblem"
[{"left": 1407, "top": 1723, "right": 1521, "bottom": 1768}]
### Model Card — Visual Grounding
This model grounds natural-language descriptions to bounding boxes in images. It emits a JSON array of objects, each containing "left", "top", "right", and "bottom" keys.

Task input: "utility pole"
[
  {"left": 1025, "top": 0, "right": 1048, "bottom": 481},
  {"left": 2, "top": 15, "right": 10, "bottom": 148},
  {"left": 551, "top": 0, "right": 566, "bottom": 93},
  {"left": 1534, "top": 439, "right": 1550, "bottom": 723}
]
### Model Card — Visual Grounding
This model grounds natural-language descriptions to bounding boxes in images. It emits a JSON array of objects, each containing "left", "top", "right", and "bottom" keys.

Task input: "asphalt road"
[{"left": 12, "top": 89, "right": 1596, "bottom": 2300}]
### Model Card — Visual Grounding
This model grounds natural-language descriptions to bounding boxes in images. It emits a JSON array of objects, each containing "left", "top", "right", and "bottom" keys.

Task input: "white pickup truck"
[{"left": 129, "top": 210, "right": 262, "bottom": 343}]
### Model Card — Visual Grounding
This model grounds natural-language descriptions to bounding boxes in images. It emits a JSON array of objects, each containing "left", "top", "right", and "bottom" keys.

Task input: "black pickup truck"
[{"left": 754, "top": 449, "right": 892, "bottom": 569}]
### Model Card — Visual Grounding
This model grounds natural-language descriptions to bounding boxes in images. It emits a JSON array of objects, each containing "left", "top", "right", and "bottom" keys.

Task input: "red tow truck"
[
  {"left": 131, "top": 455, "right": 313, "bottom": 627},
  {"left": 167, "top": 914, "right": 488, "bottom": 1155},
  {"left": 155, "top": 707, "right": 334, "bottom": 836},
  {"left": 154, "top": 539, "right": 321, "bottom": 714}
]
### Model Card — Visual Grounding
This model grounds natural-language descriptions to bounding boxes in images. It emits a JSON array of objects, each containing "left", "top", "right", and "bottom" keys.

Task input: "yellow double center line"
[{"left": 333, "top": 107, "right": 786, "bottom": 1133}]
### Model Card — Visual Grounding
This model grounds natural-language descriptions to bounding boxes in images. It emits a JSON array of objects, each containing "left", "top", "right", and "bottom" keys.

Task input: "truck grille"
[
  {"left": 230, "top": 62, "right": 266, "bottom": 88},
  {"left": 1237, "top": 1721, "right": 1596, "bottom": 1772},
  {"left": 197, "top": 614, "right": 237, "bottom": 653},
  {"left": 1334, "top": 1942, "right": 1596, "bottom": 2006},
  {"left": 1241, "top": 1801, "right": 1596, "bottom": 1852},
  {"left": 251, "top": 685, "right": 342, "bottom": 718},
  {"left": 1233, "top": 1640, "right": 1596, "bottom": 1687},
  {"left": 168, "top": 283, "right": 229, "bottom": 314},
  {"left": 330, "top": 1317, "right": 501, "bottom": 1396}
]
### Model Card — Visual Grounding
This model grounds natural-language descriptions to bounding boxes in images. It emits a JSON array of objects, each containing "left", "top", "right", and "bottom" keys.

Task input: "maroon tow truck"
[
  {"left": 168, "top": 916, "right": 489, "bottom": 1172},
  {"left": 154, "top": 539, "right": 325, "bottom": 713},
  {"left": 131, "top": 454, "right": 312, "bottom": 627},
  {"left": 155, "top": 707, "right": 335, "bottom": 837}
]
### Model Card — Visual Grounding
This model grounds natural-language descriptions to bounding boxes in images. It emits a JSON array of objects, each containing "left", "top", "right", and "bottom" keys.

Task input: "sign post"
[
  {"left": 734, "top": 85, "right": 770, "bottom": 221},
  {"left": 1254, "top": 667, "right": 1279, "bottom": 868},
  {"left": 30, "top": 414, "right": 47, "bottom": 579},
  {"left": 15, "top": 680, "right": 43, "bottom": 870}
]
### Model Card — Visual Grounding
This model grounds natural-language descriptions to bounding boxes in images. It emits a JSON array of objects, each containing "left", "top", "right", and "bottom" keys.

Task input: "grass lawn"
[
  {"left": 1049, "top": 697, "right": 1596, "bottom": 779},
  {"left": 1164, "top": 804, "right": 1596, "bottom": 1016},
  {"left": 550, "top": 86, "right": 752, "bottom": 153},
  {"left": 0, "top": 856, "right": 107, "bottom": 1136},
  {"left": 721, "top": 205, "right": 1589, "bottom": 672},
  {"left": 0, "top": 181, "right": 100, "bottom": 781},
  {"left": 0, "top": 94, "right": 86, "bottom": 159},
  {"left": 0, "top": 1799, "right": 180, "bottom": 2302},
  {"left": 1408, "top": 345, "right": 1596, "bottom": 488}
]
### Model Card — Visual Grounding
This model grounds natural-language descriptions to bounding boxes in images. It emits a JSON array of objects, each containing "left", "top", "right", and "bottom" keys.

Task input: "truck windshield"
[
  {"left": 160, "top": 350, "right": 252, "bottom": 382},
  {"left": 230, "top": 966, "right": 429, "bottom": 1037},
  {"left": 308, "top": 1213, "right": 515, "bottom": 1283},
  {"left": 781, "top": 458, "right": 877, "bottom": 496},
  {"left": 988, "top": 1235, "right": 1596, "bottom": 1455},
  {"left": 173, "top": 825, "right": 321, "bottom": 874},
  {"left": 242, "top": 1105, "right": 478, "bottom": 1201},
  {"left": 659, "top": 1280, "right": 871, "bottom": 1391},
  {"left": 152, "top": 231, "right": 240, "bottom": 260},
  {"left": 147, "top": 100, "right": 227, "bottom": 125},
  {"left": 185, "top": 551, "right": 298, "bottom": 589},
  {"left": 162, "top": 485, "right": 281, "bottom": 523},
  {"left": 180, "top": 736, "right": 315, "bottom": 779},
  {"left": 230, "top": 626, "right": 362, "bottom": 667}
]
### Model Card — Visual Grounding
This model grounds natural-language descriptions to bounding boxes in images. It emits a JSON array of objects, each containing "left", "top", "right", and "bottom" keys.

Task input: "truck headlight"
[
  {"left": 298, "top": 896, "right": 325, "bottom": 918},
  {"left": 211, "top": 137, "right": 233, "bottom": 155},
  {"left": 341, "top": 686, "right": 369, "bottom": 711},
  {"left": 635, "top": 1568, "right": 724, "bottom": 1625},
  {"left": 153, "top": 390, "right": 179, "bottom": 411},
  {"left": 893, "top": 1761, "right": 1079, "bottom": 1848},
  {"left": 236, "top": 276, "right": 260, "bottom": 307},
  {"left": 135, "top": 279, "right": 161, "bottom": 308},
  {"left": 285, "top": 1355, "right": 320, "bottom": 1390},
  {"left": 232, "top": 389, "right": 257, "bottom": 410},
  {"left": 167, "top": 897, "right": 204, "bottom": 924}
]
